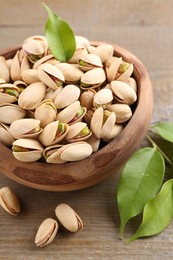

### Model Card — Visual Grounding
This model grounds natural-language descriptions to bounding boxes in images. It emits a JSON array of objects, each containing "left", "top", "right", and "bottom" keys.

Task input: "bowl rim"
[{"left": 0, "top": 42, "right": 153, "bottom": 191}]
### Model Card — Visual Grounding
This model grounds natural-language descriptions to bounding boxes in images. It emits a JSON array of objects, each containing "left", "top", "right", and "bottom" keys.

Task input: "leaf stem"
[{"left": 146, "top": 134, "right": 173, "bottom": 167}]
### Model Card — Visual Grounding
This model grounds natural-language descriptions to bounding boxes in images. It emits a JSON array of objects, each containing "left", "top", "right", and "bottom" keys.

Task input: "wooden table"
[{"left": 1, "top": 1, "right": 173, "bottom": 259}]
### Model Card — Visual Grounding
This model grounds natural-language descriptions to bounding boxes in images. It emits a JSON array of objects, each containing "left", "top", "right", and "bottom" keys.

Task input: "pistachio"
[
  {"left": 10, "top": 50, "right": 30, "bottom": 81},
  {"left": 0, "top": 56, "right": 10, "bottom": 82},
  {"left": 78, "top": 53, "right": 102, "bottom": 72},
  {"left": 127, "top": 77, "right": 137, "bottom": 93},
  {"left": 55, "top": 203, "right": 83, "bottom": 232},
  {"left": 22, "top": 38, "right": 45, "bottom": 63},
  {"left": 0, "top": 122, "right": 15, "bottom": 146},
  {"left": 35, "top": 218, "right": 58, "bottom": 247},
  {"left": 91, "top": 44, "right": 114, "bottom": 63},
  {"left": 75, "top": 35, "right": 90, "bottom": 48},
  {"left": 68, "top": 44, "right": 88, "bottom": 63},
  {"left": 80, "top": 68, "right": 106, "bottom": 89},
  {"left": 22, "top": 69, "right": 39, "bottom": 85},
  {"left": 0, "top": 84, "right": 20, "bottom": 104},
  {"left": 55, "top": 63, "right": 83, "bottom": 84},
  {"left": 108, "top": 104, "right": 132, "bottom": 123},
  {"left": 13, "top": 80, "right": 27, "bottom": 93},
  {"left": 93, "top": 88, "right": 113, "bottom": 109},
  {"left": 66, "top": 122, "right": 92, "bottom": 142},
  {"left": 0, "top": 187, "right": 20, "bottom": 216},
  {"left": 0, "top": 103, "right": 26, "bottom": 124},
  {"left": 80, "top": 89, "right": 96, "bottom": 110}
]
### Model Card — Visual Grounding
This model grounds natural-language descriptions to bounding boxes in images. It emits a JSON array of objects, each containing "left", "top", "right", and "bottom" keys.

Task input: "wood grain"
[{"left": 0, "top": 0, "right": 173, "bottom": 259}]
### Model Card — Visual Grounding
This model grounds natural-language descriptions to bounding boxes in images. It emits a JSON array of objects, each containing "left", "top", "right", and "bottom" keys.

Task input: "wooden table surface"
[{"left": 1, "top": 0, "right": 173, "bottom": 259}]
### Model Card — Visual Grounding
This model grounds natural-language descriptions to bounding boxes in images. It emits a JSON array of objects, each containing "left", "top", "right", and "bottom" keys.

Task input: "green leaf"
[
  {"left": 43, "top": 3, "right": 76, "bottom": 62},
  {"left": 127, "top": 179, "right": 173, "bottom": 243},
  {"left": 117, "top": 147, "right": 165, "bottom": 239},
  {"left": 154, "top": 122, "right": 173, "bottom": 143}
]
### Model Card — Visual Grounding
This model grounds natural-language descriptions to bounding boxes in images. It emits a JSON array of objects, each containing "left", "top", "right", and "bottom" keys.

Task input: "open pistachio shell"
[
  {"left": 35, "top": 218, "right": 58, "bottom": 247},
  {"left": 0, "top": 103, "right": 26, "bottom": 124},
  {"left": 38, "top": 63, "right": 65, "bottom": 90},
  {"left": 68, "top": 44, "right": 88, "bottom": 63},
  {"left": 35, "top": 99, "right": 57, "bottom": 128},
  {"left": 0, "top": 84, "right": 20, "bottom": 104},
  {"left": 13, "top": 80, "right": 27, "bottom": 93},
  {"left": 43, "top": 144, "right": 66, "bottom": 164},
  {"left": 54, "top": 84, "right": 80, "bottom": 109},
  {"left": 26, "top": 35, "right": 48, "bottom": 54},
  {"left": 44, "top": 86, "right": 63, "bottom": 101},
  {"left": 106, "top": 57, "right": 122, "bottom": 82},
  {"left": 80, "top": 89, "right": 96, "bottom": 110},
  {"left": 22, "top": 69, "right": 39, "bottom": 85},
  {"left": 0, "top": 187, "right": 20, "bottom": 216},
  {"left": 78, "top": 53, "right": 102, "bottom": 72},
  {"left": 108, "top": 104, "right": 132, "bottom": 123},
  {"left": 59, "top": 142, "right": 93, "bottom": 162},
  {"left": 39, "top": 121, "right": 69, "bottom": 147},
  {"left": 86, "top": 134, "right": 100, "bottom": 152},
  {"left": 75, "top": 35, "right": 90, "bottom": 48},
  {"left": 93, "top": 88, "right": 113, "bottom": 109},
  {"left": 103, "top": 124, "right": 124, "bottom": 142},
  {"left": 18, "top": 82, "right": 46, "bottom": 110},
  {"left": 93, "top": 44, "right": 114, "bottom": 63},
  {"left": 66, "top": 122, "right": 92, "bottom": 142},
  {"left": 33, "top": 54, "right": 55, "bottom": 69},
  {"left": 111, "top": 80, "right": 137, "bottom": 105},
  {"left": 55, "top": 63, "right": 83, "bottom": 84},
  {"left": 55, "top": 203, "right": 83, "bottom": 232},
  {"left": 0, "top": 56, "right": 10, "bottom": 82},
  {"left": 127, "top": 77, "right": 137, "bottom": 93},
  {"left": 9, "top": 118, "right": 42, "bottom": 139},
  {"left": 80, "top": 68, "right": 106, "bottom": 89},
  {"left": 22, "top": 38, "right": 45, "bottom": 63},
  {"left": 0, "top": 122, "right": 15, "bottom": 146},
  {"left": 117, "top": 63, "right": 133, "bottom": 82},
  {"left": 56, "top": 101, "right": 86, "bottom": 125},
  {"left": 10, "top": 50, "right": 30, "bottom": 81},
  {"left": 90, "top": 107, "right": 116, "bottom": 139},
  {"left": 12, "top": 138, "right": 43, "bottom": 162}
]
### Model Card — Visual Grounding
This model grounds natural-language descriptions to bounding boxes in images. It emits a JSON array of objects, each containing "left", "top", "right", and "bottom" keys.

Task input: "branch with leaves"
[{"left": 117, "top": 122, "right": 173, "bottom": 243}]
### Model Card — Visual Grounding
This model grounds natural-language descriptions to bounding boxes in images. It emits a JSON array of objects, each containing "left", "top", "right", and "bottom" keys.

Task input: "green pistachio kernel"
[
  {"left": 3, "top": 88, "right": 19, "bottom": 98},
  {"left": 81, "top": 82, "right": 91, "bottom": 88},
  {"left": 103, "top": 110, "right": 111, "bottom": 124},
  {"left": 77, "top": 106, "right": 84, "bottom": 117},
  {"left": 79, "top": 60, "right": 87, "bottom": 66},
  {"left": 80, "top": 126, "right": 90, "bottom": 137},
  {"left": 118, "top": 62, "right": 130, "bottom": 74},
  {"left": 12, "top": 145, "right": 30, "bottom": 152},
  {"left": 58, "top": 122, "right": 65, "bottom": 133}
]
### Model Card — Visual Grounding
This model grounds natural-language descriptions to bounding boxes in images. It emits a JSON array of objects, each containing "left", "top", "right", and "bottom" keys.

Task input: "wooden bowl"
[{"left": 0, "top": 42, "right": 153, "bottom": 191}]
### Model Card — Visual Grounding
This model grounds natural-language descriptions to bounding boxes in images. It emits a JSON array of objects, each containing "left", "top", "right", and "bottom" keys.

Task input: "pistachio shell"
[
  {"left": 83, "top": 108, "right": 95, "bottom": 126},
  {"left": 106, "top": 57, "right": 122, "bottom": 82},
  {"left": 33, "top": 54, "right": 54, "bottom": 69},
  {"left": 86, "top": 134, "right": 100, "bottom": 152},
  {"left": 108, "top": 104, "right": 132, "bottom": 123},
  {"left": 75, "top": 35, "right": 90, "bottom": 48},
  {"left": 66, "top": 122, "right": 92, "bottom": 142},
  {"left": 39, "top": 121, "right": 69, "bottom": 146},
  {"left": 10, "top": 50, "right": 30, "bottom": 81},
  {"left": 18, "top": 82, "right": 46, "bottom": 110},
  {"left": 35, "top": 218, "right": 58, "bottom": 247},
  {"left": 27, "top": 35, "right": 48, "bottom": 54},
  {"left": 93, "top": 44, "right": 114, "bottom": 63},
  {"left": 0, "top": 56, "right": 10, "bottom": 82},
  {"left": 78, "top": 53, "right": 102, "bottom": 71},
  {"left": 0, "top": 103, "right": 26, "bottom": 124},
  {"left": 0, "top": 84, "right": 19, "bottom": 103},
  {"left": 127, "top": 77, "right": 137, "bottom": 93},
  {"left": 117, "top": 63, "right": 133, "bottom": 82},
  {"left": 56, "top": 101, "right": 86, "bottom": 125},
  {"left": 0, "top": 78, "right": 6, "bottom": 84},
  {"left": 111, "top": 80, "right": 137, "bottom": 105},
  {"left": 0, "top": 123, "right": 15, "bottom": 146},
  {"left": 80, "top": 89, "right": 96, "bottom": 110},
  {"left": 35, "top": 99, "right": 57, "bottom": 128},
  {"left": 103, "top": 124, "right": 124, "bottom": 142},
  {"left": 9, "top": 118, "right": 42, "bottom": 139},
  {"left": 12, "top": 138, "right": 43, "bottom": 162},
  {"left": 55, "top": 203, "right": 83, "bottom": 232},
  {"left": 38, "top": 63, "right": 65, "bottom": 90},
  {"left": 93, "top": 88, "right": 113, "bottom": 109},
  {"left": 43, "top": 144, "right": 66, "bottom": 164},
  {"left": 54, "top": 84, "right": 80, "bottom": 109},
  {"left": 55, "top": 63, "right": 83, "bottom": 83},
  {"left": 22, "top": 69, "right": 39, "bottom": 84},
  {"left": 80, "top": 68, "right": 106, "bottom": 89},
  {"left": 13, "top": 80, "right": 27, "bottom": 93},
  {"left": 59, "top": 142, "right": 92, "bottom": 162},
  {"left": 44, "top": 87, "right": 63, "bottom": 101},
  {"left": 0, "top": 187, "right": 20, "bottom": 216},
  {"left": 68, "top": 44, "right": 88, "bottom": 63},
  {"left": 22, "top": 38, "right": 45, "bottom": 62}
]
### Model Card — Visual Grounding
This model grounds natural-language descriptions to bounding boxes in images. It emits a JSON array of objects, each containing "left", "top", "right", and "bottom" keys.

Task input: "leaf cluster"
[{"left": 117, "top": 122, "right": 173, "bottom": 243}]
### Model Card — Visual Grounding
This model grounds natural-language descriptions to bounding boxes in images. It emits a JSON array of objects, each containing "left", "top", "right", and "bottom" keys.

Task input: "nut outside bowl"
[{"left": 0, "top": 42, "right": 153, "bottom": 191}]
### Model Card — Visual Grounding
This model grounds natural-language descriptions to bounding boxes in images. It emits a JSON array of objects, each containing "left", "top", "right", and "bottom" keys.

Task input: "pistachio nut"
[
  {"left": 66, "top": 122, "right": 92, "bottom": 142},
  {"left": 26, "top": 35, "right": 48, "bottom": 55},
  {"left": 0, "top": 103, "right": 26, "bottom": 124},
  {"left": 38, "top": 63, "right": 65, "bottom": 90},
  {"left": 6, "top": 59, "right": 13, "bottom": 70},
  {"left": 57, "top": 101, "right": 86, "bottom": 125},
  {"left": 18, "top": 82, "right": 46, "bottom": 110},
  {"left": 22, "top": 69, "right": 39, "bottom": 85},
  {"left": 43, "top": 144, "right": 65, "bottom": 164},
  {"left": 116, "top": 62, "right": 133, "bottom": 82},
  {"left": 39, "top": 121, "right": 69, "bottom": 147},
  {"left": 83, "top": 108, "right": 95, "bottom": 126},
  {"left": 75, "top": 35, "right": 90, "bottom": 48},
  {"left": 0, "top": 56, "right": 10, "bottom": 82},
  {"left": 80, "top": 68, "right": 106, "bottom": 90},
  {"left": 127, "top": 77, "right": 137, "bottom": 93},
  {"left": 111, "top": 80, "right": 137, "bottom": 105},
  {"left": 93, "top": 88, "right": 113, "bottom": 109},
  {"left": 90, "top": 44, "right": 114, "bottom": 63},
  {"left": 33, "top": 54, "right": 55, "bottom": 69},
  {"left": 80, "top": 89, "right": 96, "bottom": 110},
  {"left": 106, "top": 57, "right": 122, "bottom": 82},
  {"left": 55, "top": 63, "right": 83, "bottom": 84},
  {"left": 103, "top": 123, "right": 124, "bottom": 142},
  {"left": 9, "top": 118, "right": 42, "bottom": 139},
  {"left": 86, "top": 133, "right": 100, "bottom": 152},
  {"left": 90, "top": 107, "right": 116, "bottom": 139},
  {"left": 0, "top": 123, "right": 15, "bottom": 147},
  {"left": 68, "top": 44, "right": 88, "bottom": 63},
  {"left": 35, "top": 218, "right": 58, "bottom": 247},
  {"left": 54, "top": 84, "right": 80, "bottom": 109},
  {"left": 35, "top": 99, "right": 57, "bottom": 128},
  {"left": 13, "top": 80, "right": 27, "bottom": 93},
  {"left": 44, "top": 86, "right": 63, "bottom": 101},
  {"left": 108, "top": 104, "right": 132, "bottom": 123},
  {"left": 0, "top": 84, "right": 20, "bottom": 104},
  {"left": 12, "top": 138, "right": 44, "bottom": 162},
  {"left": 0, "top": 187, "right": 20, "bottom": 216},
  {"left": 78, "top": 53, "right": 102, "bottom": 72},
  {"left": 55, "top": 203, "right": 83, "bottom": 232},
  {"left": 10, "top": 49, "right": 30, "bottom": 81},
  {"left": 22, "top": 38, "right": 45, "bottom": 63}
]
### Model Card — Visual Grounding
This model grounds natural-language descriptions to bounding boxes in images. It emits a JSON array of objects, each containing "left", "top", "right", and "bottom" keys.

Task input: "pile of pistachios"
[{"left": 0, "top": 35, "right": 137, "bottom": 163}]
